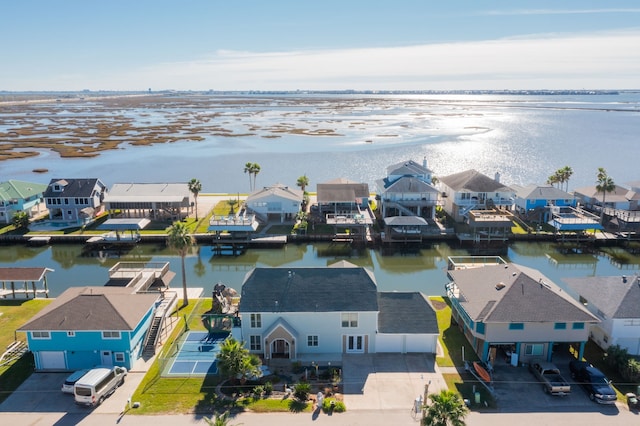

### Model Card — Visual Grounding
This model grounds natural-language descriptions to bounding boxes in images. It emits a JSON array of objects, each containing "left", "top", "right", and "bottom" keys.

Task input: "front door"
[
  {"left": 271, "top": 339, "right": 290, "bottom": 358},
  {"left": 346, "top": 335, "right": 364, "bottom": 353},
  {"left": 101, "top": 350, "right": 113, "bottom": 366}
]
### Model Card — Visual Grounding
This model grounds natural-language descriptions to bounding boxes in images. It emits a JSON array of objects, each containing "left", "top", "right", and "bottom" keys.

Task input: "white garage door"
[
  {"left": 376, "top": 334, "right": 403, "bottom": 352},
  {"left": 39, "top": 351, "right": 66, "bottom": 370},
  {"left": 406, "top": 335, "right": 436, "bottom": 353}
]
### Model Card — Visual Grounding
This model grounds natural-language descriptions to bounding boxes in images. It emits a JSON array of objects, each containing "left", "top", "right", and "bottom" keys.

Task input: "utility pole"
[{"left": 422, "top": 380, "right": 431, "bottom": 421}]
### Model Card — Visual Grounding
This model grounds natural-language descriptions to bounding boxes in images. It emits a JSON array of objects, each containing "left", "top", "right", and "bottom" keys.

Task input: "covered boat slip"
[
  {"left": 85, "top": 218, "right": 150, "bottom": 244},
  {"left": 0, "top": 267, "right": 53, "bottom": 298}
]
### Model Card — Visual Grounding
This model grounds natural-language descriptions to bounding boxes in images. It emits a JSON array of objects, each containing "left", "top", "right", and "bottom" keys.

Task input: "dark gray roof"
[
  {"left": 439, "top": 169, "right": 512, "bottom": 193},
  {"left": 377, "top": 292, "right": 439, "bottom": 334},
  {"left": 512, "top": 184, "right": 573, "bottom": 200},
  {"left": 449, "top": 264, "right": 598, "bottom": 323},
  {"left": 240, "top": 266, "right": 379, "bottom": 313},
  {"left": 18, "top": 286, "right": 160, "bottom": 331},
  {"left": 386, "top": 159, "right": 432, "bottom": 176},
  {"left": 317, "top": 179, "right": 370, "bottom": 203},
  {"left": 44, "top": 178, "right": 103, "bottom": 198},
  {"left": 565, "top": 275, "right": 640, "bottom": 319}
]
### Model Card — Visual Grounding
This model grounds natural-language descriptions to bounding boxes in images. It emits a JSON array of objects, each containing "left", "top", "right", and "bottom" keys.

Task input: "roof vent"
[{"left": 495, "top": 282, "right": 506, "bottom": 290}]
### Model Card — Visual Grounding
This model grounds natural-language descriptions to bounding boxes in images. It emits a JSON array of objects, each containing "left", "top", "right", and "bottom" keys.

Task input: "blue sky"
[{"left": 2, "top": 0, "right": 640, "bottom": 91}]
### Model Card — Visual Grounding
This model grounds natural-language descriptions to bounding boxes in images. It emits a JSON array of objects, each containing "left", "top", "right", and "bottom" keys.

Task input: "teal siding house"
[
  {"left": 18, "top": 287, "right": 160, "bottom": 371},
  {"left": 0, "top": 180, "right": 48, "bottom": 224}
]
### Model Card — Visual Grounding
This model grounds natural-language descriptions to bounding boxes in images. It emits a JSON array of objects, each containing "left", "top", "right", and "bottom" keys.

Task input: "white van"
[{"left": 74, "top": 366, "right": 127, "bottom": 406}]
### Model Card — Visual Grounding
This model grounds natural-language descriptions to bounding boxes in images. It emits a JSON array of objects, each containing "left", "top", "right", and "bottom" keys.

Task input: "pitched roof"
[
  {"left": 386, "top": 159, "right": 432, "bottom": 176},
  {"left": 379, "top": 176, "right": 438, "bottom": 193},
  {"left": 104, "top": 183, "right": 190, "bottom": 202},
  {"left": 240, "top": 266, "right": 379, "bottom": 313},
  {"left": 43, "top": 178, "right": 103, "bottom": 198},
  {"left": 18, "top": 286, "right": 160, "bottom": 331},
  {"left": 512, "top": 184, "right": 573, "bottom": 200},
  {"left": 377, "top": 292, "right": 438, "bottom": 334},
  {"left": 0, "top": 180, "right": 48, "bottom": 201},
  {"left": 573, "top": 185, "right": 640, "bottom": 202},
  {"left": 317, "top": 179, "right": 370, "bottom": 203},
  {"left": 0, "top": 267, "right": 53, "bottom": 282},
  {"left": 565, "top": 275, "right": 640, "bottom": 319},
  {"left": 247, "top": 183, "right": 303, "bottom": 202},
  {"left": 448, "top": 264, "right": 598, "bottom": 323},
  {"left": 439, "top": 169, "right": 513, "bottom": 193}
]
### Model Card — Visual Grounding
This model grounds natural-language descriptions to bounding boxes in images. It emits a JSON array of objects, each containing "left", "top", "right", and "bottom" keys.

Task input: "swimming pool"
[{"left": 166, "top": 331, "right": 229, "bottom": 376}]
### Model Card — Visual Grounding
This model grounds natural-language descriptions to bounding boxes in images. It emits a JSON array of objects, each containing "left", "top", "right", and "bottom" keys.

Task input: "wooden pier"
[{"left": 0, "top": 267, "right": 53, "bottom": 299}]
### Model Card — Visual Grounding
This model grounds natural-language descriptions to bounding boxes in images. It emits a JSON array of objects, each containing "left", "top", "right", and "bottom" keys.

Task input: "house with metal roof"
[
  {"left": 244, "top": 183, "right": 303, "bottom": 223},
  {"left": 376, "top": 158, "right": 439, "bottom": 220},
  {"left": 565, "top": 275, "right": 640, "bottom": 355},
  {"left": 445, "top": 257, "right": 599, "bottom": 365},
  {"left": 238, "top": 262, "right": 438, "bottom": 364},
  {"left": 43, "top": 178, "right": 107, "bottom": 224},
  {"left": 0, "top": 179, "right": 48, "bottom": 224},
  {"left": 103, "top": 182, "right": 193, "bottom": 221},
  {"left": 18, "top": 286, "right": 162, "bottom": 371},
  {"left": 438, "top": 169, "right": 515, "bottom": 222}
]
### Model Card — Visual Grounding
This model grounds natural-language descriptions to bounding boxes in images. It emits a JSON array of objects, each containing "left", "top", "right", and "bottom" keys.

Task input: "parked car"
[
  {"left": 74, "top": 366, "right": 127, "bottom": 406},
  {"left": 569, "top": 360, "right": 617, "bottom": 404},
  {"left": 529, "top": 360, "right": 571, "bottom": 396},
  {"left": 61, "top": 369, "right": 89, "bottom": 394}
]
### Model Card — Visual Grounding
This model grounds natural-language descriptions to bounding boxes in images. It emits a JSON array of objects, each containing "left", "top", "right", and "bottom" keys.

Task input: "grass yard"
[{"left": 430, "top": 296, "right": 478, "bottom": 367}]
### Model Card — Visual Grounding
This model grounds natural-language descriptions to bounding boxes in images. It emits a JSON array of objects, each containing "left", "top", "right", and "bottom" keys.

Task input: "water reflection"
[{"left": 0, "top": 241, "right": 638, "bottom": 298}]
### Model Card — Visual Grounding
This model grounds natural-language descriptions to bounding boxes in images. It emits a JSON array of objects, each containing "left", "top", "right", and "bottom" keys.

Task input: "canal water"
[{"left": 2, "top": 241, "right": 638, "bottom": 298}]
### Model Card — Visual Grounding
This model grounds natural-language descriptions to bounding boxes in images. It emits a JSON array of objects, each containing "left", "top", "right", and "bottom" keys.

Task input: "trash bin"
[{"left": 474, "top": 391, "right": 481, "bottom": 404}]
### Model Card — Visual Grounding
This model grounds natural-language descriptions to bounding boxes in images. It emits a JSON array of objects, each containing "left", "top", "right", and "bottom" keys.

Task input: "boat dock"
[{"left": 0, "top": 267, "right": 53, "bottom": 299}]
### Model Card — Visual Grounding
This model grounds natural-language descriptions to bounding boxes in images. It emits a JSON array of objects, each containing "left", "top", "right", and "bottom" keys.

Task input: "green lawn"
[{"left": 430, "top": 297, "right": 478, "bottom": 367}]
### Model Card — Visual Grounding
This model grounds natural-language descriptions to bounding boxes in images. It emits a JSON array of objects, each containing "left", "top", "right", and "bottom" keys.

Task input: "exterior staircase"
[
  {"left": 0, "top": 341, "right": 28, "bottom": 366},
  {"left": 141, "top": 293, "right": 175, "bottom": 357}
]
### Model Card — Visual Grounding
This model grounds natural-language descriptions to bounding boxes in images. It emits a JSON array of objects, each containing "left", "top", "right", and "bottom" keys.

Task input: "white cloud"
[{"left": 52, "top": 30, "right": 640, "bottom": 90}]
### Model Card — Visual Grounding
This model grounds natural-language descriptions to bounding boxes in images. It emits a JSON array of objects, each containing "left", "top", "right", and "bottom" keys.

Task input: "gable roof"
[
  {"left": 247, "top": 183, "right": 303, "bottom": 202},
  {"left": 439, "top": 169, "right": 513, "bottom": 193},
  {"left": 386, "top": 159, "right": 432, "bottom": 177},
  {"left": 512, "top": 184, "right": 573, "bottom": 200},
  {"left": 448, "top": 263, "right": 598, "bottom": 323},
  {"left": 104, "top": 183, "right": 190, "bottom": 202},
  {"left": 377, "top": 292, "right": 438, "bottom": 334},
  {"left": 317, "top": 178, "right": 370, "bottom": 203},
  {"left": 0, "top": 267, "right": 53, "bottom": 282},
  {"left": 565, "top": 275, "right": 640, "bottom": 319},
  {"left": 240, "top": 266, "right": 379, "bottom": 313},
  {"left": 378, "top": 176, "right": 438, "bottom": 193},
  {"left": 43, "top": 178, "right": 104, "bottom": 198},
  {"left": 573, "top": 185, "right": 640, "bottom": 202},
  {"left": 0, "top": 180, "right": 48, "bottom": 201},
  {"left": 18, "top": 286, "right": 159, "bottom": 331}
]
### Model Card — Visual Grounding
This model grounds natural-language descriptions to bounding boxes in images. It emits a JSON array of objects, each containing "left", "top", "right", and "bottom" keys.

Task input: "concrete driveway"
[{"left": 341, "top": 353, "right": 445, "bottom": 411}]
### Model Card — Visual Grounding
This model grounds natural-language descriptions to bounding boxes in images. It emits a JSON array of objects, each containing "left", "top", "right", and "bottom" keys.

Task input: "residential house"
[
  {"left": 316, "top": 178, "right": 370, "bottom": 217},
  {"left": 573, "top": 184, "right": 640, "bottom": 212},
  {"left": 376, "top": 158, "right": 439, "bottom": 220},
  {"left": 565, "top": 275, "right": 640, "bottom": 355},
  {"left": 438, "top": 170, "right": 515, "bottom": 222},
  {"left": 239, "top": 262, "right": 438, "bottom": 364},
  {"left": 244, "top": 183, "right": 303, "bottom": 223},
  {"left": 445, "top": 257, "right": 599, "bottom": 364},
  {"left": 18, "top": 286, "right": 161, "bottom": 371},
  {"left": 43, "top": 178, "right": 107, "bottom": 224},
  {"left": 0, "top": 180, "right": 48, "bottom": 224},
  {"left": 512, "top": 184, "right": 576, "bottom": 222},
  {"left": 103, "top": 182, "right": 193, "bottom": 221}
]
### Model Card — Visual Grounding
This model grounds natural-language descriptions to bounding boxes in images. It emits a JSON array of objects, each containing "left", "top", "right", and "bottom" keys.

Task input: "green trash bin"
[{"left": 475, "top": 391, "right": 481, "bottom": 404}]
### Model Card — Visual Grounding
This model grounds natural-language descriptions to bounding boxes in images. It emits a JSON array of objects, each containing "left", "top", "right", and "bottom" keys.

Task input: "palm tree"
[
  {"left": 596, "top": 167, "right": 616, "bottom": 223},
  {"left": 296, "top": 175, "right": 309, "bottom": 192},
  {"left": 227, "top": 198, "right": 238, "bottom": 214},
  {"left": 546, "top": 174, "right": 559, "bottom": 188},
  {"left": 251, "top": 163, "right": 261, "bottom": 190},
  {"left": 216, "top": 337, "right": 260, "bottom": 383},
  {"left": 423, "top": 389, "right": 468, "bottom": 426},
  {"left": 167, "top": 222, "right": 195, "bottom": 307},
  {"left": 561, "top": 166, "right": 573, "bottom": 192},
  {"left": 204, "top": 411, "right": 239, "bottom": 426},
  {"left": 188, "top": 178, "right": 202, "bottom": 221},
  {"left": 243, "top": 162, "right": 261, "bottom": 191}
]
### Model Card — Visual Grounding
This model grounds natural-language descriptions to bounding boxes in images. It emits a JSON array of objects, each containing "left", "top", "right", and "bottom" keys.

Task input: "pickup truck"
[
  {"left": 529, "top": 360, "right": 571, "bottom": 395},
  {"left": 569, "top": 360, "right": 617, "bottom": 404}
]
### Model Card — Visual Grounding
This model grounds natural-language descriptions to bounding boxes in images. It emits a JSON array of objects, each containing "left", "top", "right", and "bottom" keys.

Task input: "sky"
[{"left": 2, "top": 0, "right": 640, "bottom": 91}]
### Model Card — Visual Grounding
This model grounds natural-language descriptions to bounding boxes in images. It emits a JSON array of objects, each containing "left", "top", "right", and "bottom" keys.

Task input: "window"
[
  {"left": 249, "top": 335, "right": 261, "bottom": 351},
  {"left": 554, "top": 323, "right": 566, "bottom": 330},
  {"left": 603, "top": 335, "right": 609, "bottom": 343},
  {"left": 102, "top": 331, "right": 121, "bottom": 339},
  {"left": 346, "top": 335, "right": 364, "bottom": 353},
  {"left": 572, "top": 322, "right": 585, "bottom": 330},
  {"left": 67, "top": 331, "right": 76, "bottom": 337},
  {"left": 525, "top": 343, "right": 544, "bottom": 356},
  {"left": 250, "top": 314, "right": 261, "bottom": 328},
  {"left": 307, "top": 335, "right": 319, "bottom": 347},
  {"left": 32, "top": 331, "right": 50, "bottom": 339},
  {"left": 509, "top": 323, "right": 524, "bottom": 330},
  {"left": 115, "top": 352, "right": 125, "bottom": 362},
  {"left": 341, "top": 313, "right": 358, "bottom": 328}
]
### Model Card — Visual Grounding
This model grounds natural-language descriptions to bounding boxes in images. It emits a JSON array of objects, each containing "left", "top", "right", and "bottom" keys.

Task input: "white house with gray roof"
[
  {"left": 244, "top": 183, "right": 303, "bottom": 223},
  {"left": 438, "top": 169, "right": 515, "bottom": 222},
  {"left": 445, "top": 258, "right": 599, "bottom": 364},
  {"left": 565, "top": 275, "right": 640, "bottom": 355},
  {"left": 103, "top": 182, "right": 193, "bottom": 221},
  {"left": 239, "top": 262, "right": 438, "bottom": 364}
]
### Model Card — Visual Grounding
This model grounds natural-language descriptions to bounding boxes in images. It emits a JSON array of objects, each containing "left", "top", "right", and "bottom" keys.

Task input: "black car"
[{"left": 569, "top": 360, "right": 617, "bottom": 404}]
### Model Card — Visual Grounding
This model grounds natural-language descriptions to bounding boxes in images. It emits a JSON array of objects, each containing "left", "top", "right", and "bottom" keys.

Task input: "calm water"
[
  {"left": 2, "top": 241, "right": 638, "bottom": 298},
  {"left": 1, "top": 93, "right": 639, "bottom": 192}
]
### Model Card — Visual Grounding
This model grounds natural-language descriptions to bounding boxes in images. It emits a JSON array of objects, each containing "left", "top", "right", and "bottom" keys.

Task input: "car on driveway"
[
  {"left": 61, "top": 369, "right": 89, "bottom": 394},
  {"left": 569, "top": 360, "right": 617, "bottom": 404}
]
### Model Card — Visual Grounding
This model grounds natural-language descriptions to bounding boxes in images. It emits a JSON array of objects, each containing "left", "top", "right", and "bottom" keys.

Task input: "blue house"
[
  {"left": 0, "top": 180, "right": 48, "bottom": 224},
  {"left": 512, "top": 184, "right": 576, "bottom": 222},
  {"left": 18, "top": 287, "right": 161, "bottom": 371}
]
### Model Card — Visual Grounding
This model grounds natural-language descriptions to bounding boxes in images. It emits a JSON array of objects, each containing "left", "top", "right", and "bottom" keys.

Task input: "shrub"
[
  {"left": 322, "top": 398, "right": 346, "bottom": 413},
  {"left": 263, "top": 381, "right": 273, "bottom": 395},
  {"left": 252, "top": 385, "right": 265, "bottom": 397},
  {"left": 293, "top": 382, "right": 311, "bottom": 402}
]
